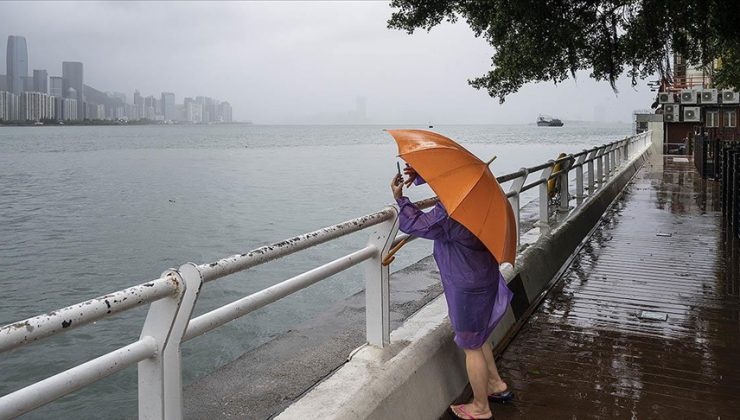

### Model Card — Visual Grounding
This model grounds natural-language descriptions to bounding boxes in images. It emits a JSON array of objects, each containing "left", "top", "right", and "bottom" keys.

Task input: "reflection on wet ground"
[{"left": 445, "top": 156, "right": 740, "bottom": 419}]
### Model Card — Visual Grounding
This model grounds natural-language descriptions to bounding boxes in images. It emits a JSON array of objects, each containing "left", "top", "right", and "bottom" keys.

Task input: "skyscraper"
[
  {"left": 33, "top": 70, "right": 48, "bottom": 94},
  {"left": 50, "top": 76, "right": 63, "bottom": 97},
  {"left": 133, "top": 89, "right": 144, "bottom": 120},
  {"left": 6, "top": 36, "right": 28, "bottom": 95},
  {"left": 62, "top": 61, "right": 84, "bottom": 119},
  {"left": 161, "top": 92, "right": 175, "bottom": 122}
]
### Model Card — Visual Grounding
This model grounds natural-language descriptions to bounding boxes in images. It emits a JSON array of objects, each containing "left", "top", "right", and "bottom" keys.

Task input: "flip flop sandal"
[
  {"left": 449, "top": 404, "right": 493, "bottom": 420},
  {"left": 487, "top": 389, "right": 514, "bottom": 403}
]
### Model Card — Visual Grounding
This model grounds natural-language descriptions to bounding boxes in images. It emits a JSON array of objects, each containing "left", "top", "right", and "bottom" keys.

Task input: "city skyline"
[{"left": 1, "top": 34, "right": 234, "bottom": 123}]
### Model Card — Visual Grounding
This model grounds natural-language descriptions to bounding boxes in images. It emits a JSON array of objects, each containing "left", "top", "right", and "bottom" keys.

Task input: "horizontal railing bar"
[
  {"left": 0, "top": 277, "right": 178, "bottom": 354},
  {"left": 184, "top": 245, "right": 377, "bottom": 341},
  {"left": 548, "top": 169, "right": 568, "bottom": 180},
  {"left": 496, "top": 169, "right": 528, "bottom": 183},
  {"left": 0, "top": 336, "right": 157, "bottom": 419},
  {"left": 520, "top": 177, "right": 549, "bottom": 193},
  {"left": 413, "top": 197, "right": 439, "bottom": 210},
  {"left": 526, "top": 161, "right": 554, "bottom": 173},
  {"left": 554, "top": 155, "right": 574, "bottom": 165},
  {"left": 196, "top": 209, "right": 397, "bottom": 283}
]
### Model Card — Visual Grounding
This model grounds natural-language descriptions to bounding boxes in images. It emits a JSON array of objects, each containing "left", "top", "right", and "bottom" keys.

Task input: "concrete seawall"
[{"left": 276, "top": 139, "right": 654, "bottom": 419}]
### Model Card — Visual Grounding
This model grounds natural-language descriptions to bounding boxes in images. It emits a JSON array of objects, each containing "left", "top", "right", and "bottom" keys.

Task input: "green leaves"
[{"left": 388, "top": 0, "right": 740, "bottom": 101}]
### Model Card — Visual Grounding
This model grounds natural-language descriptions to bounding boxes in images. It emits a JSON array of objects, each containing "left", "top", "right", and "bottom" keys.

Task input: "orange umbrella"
[{"left": 387, "top": 129, "right": 517, "bottom": 265}]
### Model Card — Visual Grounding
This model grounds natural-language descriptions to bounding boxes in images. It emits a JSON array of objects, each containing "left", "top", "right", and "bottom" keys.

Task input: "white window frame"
[
  {"left": 706, "top": 110, "right": 719, "bottom": 127},
  {"left": 724, "top": 110, "right": 737, "bottom": 128}
]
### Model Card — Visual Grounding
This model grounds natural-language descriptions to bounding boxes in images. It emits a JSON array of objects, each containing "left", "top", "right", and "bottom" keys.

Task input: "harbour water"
[{"left": 0, "top": 123, "right": 631, "bottom": 419}]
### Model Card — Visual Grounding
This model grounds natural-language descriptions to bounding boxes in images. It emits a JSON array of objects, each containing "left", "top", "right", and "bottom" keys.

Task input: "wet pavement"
[{"left": 444, "top": 155, "right": 740, "bottom": 419}]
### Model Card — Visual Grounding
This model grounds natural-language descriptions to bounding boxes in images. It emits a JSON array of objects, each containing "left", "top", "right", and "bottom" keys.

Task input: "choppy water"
[{"left": 0, "top": 123, "right": 631, "bottom": 419}]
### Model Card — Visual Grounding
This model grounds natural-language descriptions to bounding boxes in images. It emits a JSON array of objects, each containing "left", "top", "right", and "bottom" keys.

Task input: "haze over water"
[{"left": 0, "top": 123, "right": 632, "bottom": 418}]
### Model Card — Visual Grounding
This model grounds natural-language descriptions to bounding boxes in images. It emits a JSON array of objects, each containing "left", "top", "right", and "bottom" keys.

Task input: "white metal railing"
[{"left": 0, "top": 131, "right": 652, "bottom": 419}]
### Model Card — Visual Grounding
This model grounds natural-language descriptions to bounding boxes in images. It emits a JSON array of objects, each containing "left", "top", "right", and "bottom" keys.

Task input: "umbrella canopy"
[{"left": 388, "top": 129, "right": 517, "bottom": 265}]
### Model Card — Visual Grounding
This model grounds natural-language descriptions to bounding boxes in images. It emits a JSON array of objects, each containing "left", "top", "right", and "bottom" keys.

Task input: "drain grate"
[{"left": 638, "top": 311, "right": 668, "bottom": 321}]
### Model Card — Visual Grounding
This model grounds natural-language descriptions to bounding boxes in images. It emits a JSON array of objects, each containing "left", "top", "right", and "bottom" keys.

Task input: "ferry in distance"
[{"left": 537, "top": 114, "right": 564, "bottom": 127}]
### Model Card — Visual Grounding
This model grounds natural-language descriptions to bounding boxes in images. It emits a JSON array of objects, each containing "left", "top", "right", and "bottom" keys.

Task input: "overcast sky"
[{"left": 1, "top": 1, "right": 657, "bottom": 124}]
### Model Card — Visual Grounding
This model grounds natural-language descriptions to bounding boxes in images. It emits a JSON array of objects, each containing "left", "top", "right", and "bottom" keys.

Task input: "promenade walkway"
[{"left": 445, "top": 155, "right": 740, "bottom": 419}]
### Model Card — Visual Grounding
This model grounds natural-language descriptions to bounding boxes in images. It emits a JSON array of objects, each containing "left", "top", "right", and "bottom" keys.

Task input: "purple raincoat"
[{"left": 395, "top": 190, "right": 513, "bottom": 349}]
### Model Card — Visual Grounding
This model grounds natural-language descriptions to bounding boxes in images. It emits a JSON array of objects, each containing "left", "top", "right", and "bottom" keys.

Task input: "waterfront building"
[
  {"left": 144, "top": 95, "right": 157, "bottom": 120},
  {"left": 84, "top": 102, "right": 105, "bottom": 120},
  {"left": 1, "top": 91, "right": 20, "bottom": 121},
  {"left": 0, "top": 74, "right": 6, "bottom": 91},
  {"left": 161, "top": 92, "right": 175, "bottom": 121},
  {"left": 33, "top": 70, "right": 48, "bottom": 94},
  {"left": 62, "top": 61, "right": 84, "bottom": 119},
  {"left": 133, "top": 89, "right": 144, "bottom": 120},
  {"left": 19, "top": 91, "right": 55, "bottom": 121},
  {"left": 184, "top": 97, "right": 203, "bottom": 123},
  {"left": 6, "top": 36, "right": 28, "bottom": 95},
  {"left": 218, "top": 101, "right": 233, "bottom": 123},
  {"left": 658, "top": 53, "right": 739, "bottom": 152},
  {"left": 49, "top": 76, "right": 63, "bottom": 97},
  {"left": 54, "top": 96, "right": 78, "bottom": 121}
]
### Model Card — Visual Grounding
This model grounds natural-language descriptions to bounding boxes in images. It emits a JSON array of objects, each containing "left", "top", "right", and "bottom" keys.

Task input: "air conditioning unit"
[
  {"left": 683, "top": 106, "right": 701, "bottom": 122},
  {"left": 664, "top": 104, "right": 678, "bottom": 114},
  {"left": 658, "top": 92, "right": 675, "bottom": 104},
  {"left": 664, "top": 111, "right": 680, "bottom": 122},
  {"left": 680, "top": 89, "right": 698, "bottom": 104},
  {"left": 722, "top": 90, "right": 739, "bottom": 104},
  {"left": 700, "top": 88, "right": 718, "bottom": 104}
]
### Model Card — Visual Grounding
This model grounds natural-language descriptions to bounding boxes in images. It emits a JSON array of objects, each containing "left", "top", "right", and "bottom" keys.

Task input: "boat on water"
[{"left": 537, "top": 114, "right": 564, "bottom": 127}]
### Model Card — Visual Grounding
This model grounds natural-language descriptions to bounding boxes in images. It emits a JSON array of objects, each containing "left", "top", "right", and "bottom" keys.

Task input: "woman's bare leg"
[
  {"left": 481, "top": 341, "right": 508, "bottom": 394},
  {"left": 451, "top": 347, "right": 492, "bottom": 418}
]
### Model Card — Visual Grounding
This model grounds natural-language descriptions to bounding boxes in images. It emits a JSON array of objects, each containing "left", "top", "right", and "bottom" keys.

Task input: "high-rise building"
[
  {"left": 1, "top": 91, "right": 20, "bottom": 121},
  {"left": 20, "top": 91, "right": 55, "bottom": 121},
  {"left": 22, "top": 76, "right": 34, "bottom": 93},
  {"left": 62, "top": 61, "right": 84, "bottom": 118},
  {"left": 0, "top": 74, "right": 6, "bottom": 91},
  {"left": 133, "top": 89, "right": 144, "bottom": 120},
  {"left": 33, "top": 70, "right": 48, "bottom": 94},
  {"left": 144, "top": 95, "right": 157, "bottom": 120},
  {"left": 161, "top": 92, "right": 175, "bottom": 121},
  {"left": 219, "top": 101, "right": 233, "bottom": 123},
  {"left": 50, "top": 76, "right": 63, "bottom": 97},
  {"left": 55, "top": 97, "right": 78, "bottom": 121},
  {"left": 6, "top": 36, "right": 28, "bottom": 95}
]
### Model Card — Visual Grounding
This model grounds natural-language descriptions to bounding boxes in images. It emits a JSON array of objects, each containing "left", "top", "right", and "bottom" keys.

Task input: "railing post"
[
  {"left": 596, "top": 146, "right": 605, "bottom": 187},
  {"left": 624, "top": 138, "right": 630, "bottom": 160},
  {"left": 623, "top": 138, "right": 630, "bottom": 161},
  {"left": 507, "top": 169, "right": 528, "bottom": 250},
  {"left": 365, "top": 207, "right": 399, "bottom": 347},
  {"left": 604, "top": 145, "right": 612, "bottom": 182},
  {"left": 575, "top": 152, "right": 587, "bottom": 202},
  {"left": 536, "top": 163, "right": 554, "bottom": 235},
  {"left": 586, "top": 149, "right": 598, "bottom": 196},
  {"left": 612, "top": 143, "right": 620, "bottom": 172},
  {"left": 558, "top": 157, "right": 572, "bottom": 213},
  {"left": 138, "top": 265, "right": 202, "bottom": 420}
]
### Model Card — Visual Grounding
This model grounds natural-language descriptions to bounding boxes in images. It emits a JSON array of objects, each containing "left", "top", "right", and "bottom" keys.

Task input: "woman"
[{"left": 391, "top": 166, "right": 513, "bottom": 420}]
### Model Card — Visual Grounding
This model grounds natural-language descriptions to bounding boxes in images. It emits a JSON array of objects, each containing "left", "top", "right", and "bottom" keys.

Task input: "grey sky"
[{"left": 0, "top": 1, "right": 656, "bottom": 124}]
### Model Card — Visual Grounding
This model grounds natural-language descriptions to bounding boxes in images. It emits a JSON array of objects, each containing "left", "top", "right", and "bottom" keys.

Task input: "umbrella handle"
[{"left": 381, "top": 237, "right": 410, "bottom": 266}]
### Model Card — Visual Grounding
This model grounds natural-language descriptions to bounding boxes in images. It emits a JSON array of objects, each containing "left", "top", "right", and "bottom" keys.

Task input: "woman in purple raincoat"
[{"left": 391, "top": 166, "right": 513, "bottom": 420}]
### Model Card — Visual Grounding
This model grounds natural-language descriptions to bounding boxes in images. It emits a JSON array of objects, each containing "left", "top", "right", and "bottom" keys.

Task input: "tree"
[{"left": 388, "top": 0, "right": 740, "bottom": 102}]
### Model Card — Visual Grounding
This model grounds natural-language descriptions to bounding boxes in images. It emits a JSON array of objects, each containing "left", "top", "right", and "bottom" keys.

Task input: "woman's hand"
[
  {"left": 391, "top": 174, "right": 404, "bottom": 200},
  {"left": 403, "top": 164, "right": 418, "bottom": 187}
]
